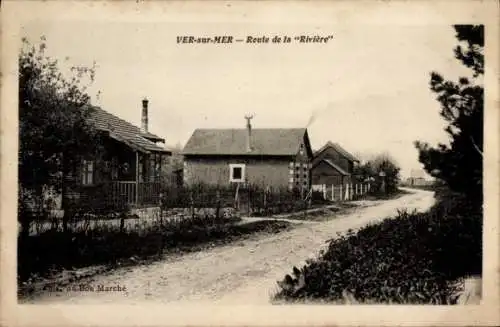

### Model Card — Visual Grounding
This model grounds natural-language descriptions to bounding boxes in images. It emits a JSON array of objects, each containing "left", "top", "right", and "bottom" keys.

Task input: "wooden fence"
[
  {"left": 161, "top": 183, "right": 308, "bottom": 217},
  {"left": 311, "top": 183, "right": 371, "bottom": 202}
]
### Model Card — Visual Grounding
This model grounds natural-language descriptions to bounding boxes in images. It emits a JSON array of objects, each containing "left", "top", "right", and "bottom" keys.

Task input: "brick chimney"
[
  {"left": 244, "top": 114, "right": 253, "bottom": 152},
  {"left": 141, "top": 97, "right": 149, "bottom": 133}
]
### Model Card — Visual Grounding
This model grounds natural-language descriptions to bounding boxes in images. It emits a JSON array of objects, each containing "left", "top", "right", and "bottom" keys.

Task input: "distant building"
[
  {"left": 405, "top": 169, "right": 433, "bottom": 186},
  {"left": 406, "top": 177, "right": 428, "bottom": 186},
  {"left": 311, "top": 141, "right": 360, "bottom": 186}
]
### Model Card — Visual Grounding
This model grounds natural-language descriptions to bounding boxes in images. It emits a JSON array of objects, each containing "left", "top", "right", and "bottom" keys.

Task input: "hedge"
[{"left": 273, "top": 196, "right": 482, "bottom": 304}]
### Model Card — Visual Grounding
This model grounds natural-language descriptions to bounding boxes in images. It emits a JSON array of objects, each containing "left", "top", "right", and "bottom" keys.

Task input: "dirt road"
[{"left": 27, "top": 188, "right": 435, "bottom": 305}]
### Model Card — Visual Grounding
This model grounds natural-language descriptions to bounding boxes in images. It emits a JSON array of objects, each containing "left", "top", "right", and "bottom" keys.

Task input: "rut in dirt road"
[{"left": 27, "top": 189, "right": 435, "bottom": 304}]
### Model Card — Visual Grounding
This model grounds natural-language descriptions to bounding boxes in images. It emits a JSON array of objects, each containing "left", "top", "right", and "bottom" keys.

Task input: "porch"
[
  {"left": 77, "top": 181, "right": 162, "bottom": 210},
  {"left": 107, "top": 181, "right": 162, "bottom": 207}
]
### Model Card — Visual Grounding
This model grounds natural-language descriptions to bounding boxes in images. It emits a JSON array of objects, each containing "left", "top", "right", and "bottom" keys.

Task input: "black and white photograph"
[{"left": 1, "top": 1, "right": 499, "bottom": 326}]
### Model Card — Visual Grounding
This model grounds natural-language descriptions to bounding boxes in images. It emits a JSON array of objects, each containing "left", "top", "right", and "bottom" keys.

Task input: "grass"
[
  {"left": 18, "top": 213, "right": 292, "bottom": 298},
  {"left": 272, "top": 192, "right": 482, "bottom": 304}
]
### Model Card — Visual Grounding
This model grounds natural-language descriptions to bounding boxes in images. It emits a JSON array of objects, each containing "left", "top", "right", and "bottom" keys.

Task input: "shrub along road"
[{"left": 26, "top": 188, "right": 435, "bottom": 304}]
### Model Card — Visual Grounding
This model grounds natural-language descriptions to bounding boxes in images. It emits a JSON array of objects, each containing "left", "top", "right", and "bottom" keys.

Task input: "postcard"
[{"left": 1, "top": 0, "right": 499, "bottom": 326}]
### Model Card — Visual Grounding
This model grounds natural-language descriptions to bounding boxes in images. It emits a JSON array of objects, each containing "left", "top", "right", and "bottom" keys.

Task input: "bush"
[
  {"left": 161, "top": 182, "right": 310, "bottom": 216},
  {"left": 17, "top": 211, "right": 291, "bottom": 288},
  {"left": 273, "top": 196, "right": 482, "bottom": 304}
]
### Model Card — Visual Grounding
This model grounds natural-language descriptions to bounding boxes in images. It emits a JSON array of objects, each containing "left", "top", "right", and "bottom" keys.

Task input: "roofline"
[
  {"left": 313, "top": 141, "right": 359, "bottom": 162},
  {"left": 108, "top": 132, "right": 171, "bottom": 154},
  {"left": 182, "top": 153, "right": 296, "bottom": 157},
  {"left": 143, "top": 135, "right": 166, "bottom": 143},
  {"left": 89, "top": 105, "right": 166, "bottom": 144},
  {"left": 192, "top": 127, "right": 307, "bottom": 131},
  {"left": 108, "top": 132, "right": 150, "bottom": 154},
  {"left": 312, "top": 159, "right": 350, "bottom": 176}
]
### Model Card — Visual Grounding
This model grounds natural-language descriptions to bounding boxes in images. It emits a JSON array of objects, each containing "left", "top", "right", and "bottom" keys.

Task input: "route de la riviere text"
[{"left": 176, "top": 35, "right": 334, "bottom": 44}]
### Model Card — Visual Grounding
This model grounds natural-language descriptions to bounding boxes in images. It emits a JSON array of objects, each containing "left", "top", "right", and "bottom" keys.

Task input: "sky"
[{"left": 21, "top": 18, "right": 473, "bottom": 179}]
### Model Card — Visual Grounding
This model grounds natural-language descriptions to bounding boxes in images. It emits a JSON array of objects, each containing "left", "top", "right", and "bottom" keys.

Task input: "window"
[
  {"left": 289, "top": 177, "right": 294, "bottom": 183},
  {"left": 299, "top": 144, "right": 304, "bottom": 155},
  {"left": 81, "top": 160, "right": 94, "bottom": 185},
  {"left": 229, "top": 164, "right": 245, "bottom": 183}
]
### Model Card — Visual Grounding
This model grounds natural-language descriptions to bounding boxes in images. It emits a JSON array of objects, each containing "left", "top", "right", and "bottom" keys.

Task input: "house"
[
  {"left": 406, "top": 177, "right": 430, "bottom": 186},
  {"left": 311, "top": 141, "right": 360, "bottom": 186},
  {"left": 405, "top": 169, "right": 432, "bottom": 186},
  {"left": 182, "top": 117, "right": 313, "bottom": 190},
  {"left": 63, "top": 98, "right": 172, "bottom": 210}
]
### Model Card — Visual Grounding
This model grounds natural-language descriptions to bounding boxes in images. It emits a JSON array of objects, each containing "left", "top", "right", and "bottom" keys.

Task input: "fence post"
[
  {"left": 263, "top": 189, "right": 267, "bottom": 215},
  {"left": 234, "top": 183, "right": 240, "bottom": 213},
  {"left": 215, "top": 190, "right": 221, "bottom": 219},
  {"left": 190, "top": 191, "right": 195, "bottom": 219}
]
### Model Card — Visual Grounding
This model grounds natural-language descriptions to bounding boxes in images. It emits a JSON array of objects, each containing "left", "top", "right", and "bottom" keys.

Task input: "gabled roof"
[
  {"left": 314, "top": 141, "right": 359, "bottom": 163},
  {"left": 87, "top": 106, "right": 170, "bottom": 154},
  {"left": 313, "top": 159, "right": 350, "bottom": 176},
  {"left": 182, "top": 128, "right": 308, "bottom": 156}
]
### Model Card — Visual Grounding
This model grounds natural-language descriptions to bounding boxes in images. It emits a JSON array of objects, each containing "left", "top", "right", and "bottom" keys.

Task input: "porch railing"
[
  {"left": 109, "top": 181, "right": 137, "bottom": 206},
  {"left": 109, "top": 181, "right": 161, "bottom": 207}
]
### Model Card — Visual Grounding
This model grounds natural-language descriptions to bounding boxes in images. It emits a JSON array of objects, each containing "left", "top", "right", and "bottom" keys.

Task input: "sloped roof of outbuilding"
[{"left": 182, "top": 128, "right": 308, "bottom": 156}]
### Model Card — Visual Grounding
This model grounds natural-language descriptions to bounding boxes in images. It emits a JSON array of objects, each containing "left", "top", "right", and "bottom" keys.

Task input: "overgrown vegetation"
[
  {"left": 18, "top": 36, "right": 104, "bottom": 237},
  {"left": 18, "top": 212, "right": 292, "bottom": 296},
  {"left": 273, "top": 195, "right": 482, "bottom": 304},
  {"left": 161, "top": 182, "right": 312, "bottom": 217},
  {"left": 415, "top": 25, "right": 483, "bottom": 207},
  {"left": 273, "top": 25, "right": 484, "bottom": 304},
  {"left": 354, "top": 153, "right": 401, "bottom": 196}
]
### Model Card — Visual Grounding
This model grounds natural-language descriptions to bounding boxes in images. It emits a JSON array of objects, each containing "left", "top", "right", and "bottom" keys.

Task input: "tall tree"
[
  {"left": 415, "top": 25, "right": 484, "bottom": 206},
  {"left": 18, "top": 36, "right": 101, "bottom": 236},
  {"left": 354, "top": 153, "right": 401, "bottom": 195}
]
